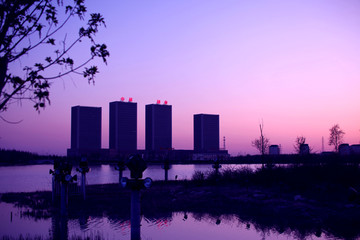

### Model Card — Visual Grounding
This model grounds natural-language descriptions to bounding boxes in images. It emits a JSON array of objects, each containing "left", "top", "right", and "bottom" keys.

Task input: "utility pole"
[
  {"left": 162, "top": 156, "right": 171, "bottom": 182},
  {"left": 59, "top": 162, "right": 77, "bottom": 216},
  {"left": 49, "top": 160, "right": 61, "bottom": 204},
  {"left": 76, "top": 157, "right": 90, "bottom": 201},
  {"left": 115, "top": 157, "right": 126, "bottom": 185}
]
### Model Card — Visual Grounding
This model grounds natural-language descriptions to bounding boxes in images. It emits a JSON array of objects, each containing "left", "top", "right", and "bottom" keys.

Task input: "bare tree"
[
  {"left": 252, "top": 122, "right": 270, "bottom": 155},
  {"left": 0, "top": 0, "right": 109, "bottom": 113},
  {"left": 328, "top": 124, "right": 345, "bottom": 152},
  {"left": 294, "top": 136, "right": 306, "bottom": 154}
]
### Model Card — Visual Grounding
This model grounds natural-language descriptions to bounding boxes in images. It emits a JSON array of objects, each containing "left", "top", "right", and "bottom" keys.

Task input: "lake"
[
  {"left": 0, "top": 164, "right": 263, "bottom": 193},
  {"left": 0, "top": 164, "right": 337, "bottom": 239},
  {"left": 0, "top": 201, "right": 329, "bottom": 240}
]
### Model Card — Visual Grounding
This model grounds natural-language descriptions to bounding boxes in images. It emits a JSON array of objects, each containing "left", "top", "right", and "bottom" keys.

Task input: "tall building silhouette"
[
  {"left": 109, "top": 100, "right": 137, "bottom": 152},
  {"left": 146, "top": 103, "right": 172, "bottom": 151},
  {"left": 194, "top": 114, "right": 219, "bottom": 152},
  {"left": 71, "top": 106, "right": 101, "bottom": 150}
]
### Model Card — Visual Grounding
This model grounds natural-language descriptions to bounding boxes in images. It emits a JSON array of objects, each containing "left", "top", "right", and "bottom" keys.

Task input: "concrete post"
[
  {"left": 164, "top": 168, "right": 169, "bottom": 182},
  {"left": 52, "top": 175, "right": 56, "bottom": 203},
  {"left": 81, "top": 172, "right": 86, "bottom": 201},
  {"left": 124, "top": 154, "right": 151, "bottom": 240},
  {"left": 116, "top": 160, "right": 125, "bottom": 185},
  {"left": 60, "top": 182, "right": 67, "bottom": 216},
  {"left": 212, "top": 158, "right": 222, "bottom": 182},
  {"left": 77, "top": 158, "right": 89, "bottom": 201},
  {"left": 131, "top": 189, "right": 141, "bottom": 240},
  {"left": 119, "top": 169, "right": 123, "bottom": 184}
]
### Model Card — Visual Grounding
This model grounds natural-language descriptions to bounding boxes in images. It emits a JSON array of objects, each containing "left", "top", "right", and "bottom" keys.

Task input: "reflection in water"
[
  {"left": 78, "top": 214, "right": 90, "bottom": 231},
  {"left": 97, "top": 164, "right": 117, "bottom": 184},
  {"left": 0, "top": 202, "right": 331, "bottom": 240},
  {"left": 0, "top": 203, "right": 50, "bottom": 238},
  {"left": 145, "top": 213, "right": 173, "bottom": 230},
  {"left": 0, "top": 164, "right": 345, "bottom": 239},
  {"left": 51, "top": 214, "right": 68, "bottom": 240},
  {"left": 0, "top": 165, "right": 53, "bottom": 193},
  {"left": 130, "top": 190, "right": 141, "bottom": 240}
]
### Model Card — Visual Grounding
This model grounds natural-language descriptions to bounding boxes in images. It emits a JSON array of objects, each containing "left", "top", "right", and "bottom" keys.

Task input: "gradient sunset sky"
[{"left": 1, "top": 0, "right": 360, "bottom": 156}]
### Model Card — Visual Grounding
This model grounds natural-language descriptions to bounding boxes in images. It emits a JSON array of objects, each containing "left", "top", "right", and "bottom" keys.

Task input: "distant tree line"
[
  {"left": 0, "top": 149, "right": 64, "bottom": 165},
  {"left": 251, "top": 122, "right": 347, "bottom": 155}
]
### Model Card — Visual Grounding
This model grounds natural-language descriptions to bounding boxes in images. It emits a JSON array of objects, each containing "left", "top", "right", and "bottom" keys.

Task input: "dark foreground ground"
[{"left": 2, "top": 164, "right": 360, "bottom": 240}]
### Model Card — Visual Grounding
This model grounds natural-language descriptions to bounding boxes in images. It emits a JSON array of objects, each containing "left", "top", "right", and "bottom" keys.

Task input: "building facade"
[
  {"left": 269, "top": 145, "right": 280, "bottom": 155},
  {"left": 194, "top": 114, "right": 219, "bottom": 152},
  {"left": 109, "top": 100, "right": 137, "bottom": 152},
  {"left": 71, "top": 106, "right": 101, "bottom": 150},
  {"left": 299, "top": 144, "right": 310, "bottom": 155},
  {"left": 145, "top": 104, "right": 172, "bottom": 151},
  {"left": 339, "top": 144, "right": 350, "bottom": 156}
]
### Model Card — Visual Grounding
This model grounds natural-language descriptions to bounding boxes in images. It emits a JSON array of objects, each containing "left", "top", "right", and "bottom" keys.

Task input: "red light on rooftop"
[
  {"left": 164, "top": 100, "right": 168, "bottom": 105},
  {"left": 129, "top": 97, "right": 133, "bottom": 102},
  {"left": 121, "top": 97, "right": 125, "bottom": 101},
  {"left": 156, "top": 100, "right": 161, "bottom": 104}
]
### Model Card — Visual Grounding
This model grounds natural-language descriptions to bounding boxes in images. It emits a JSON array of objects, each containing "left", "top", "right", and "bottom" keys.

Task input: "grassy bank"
[{"left": 2, "top": 164, "right": 360, "bottom": 239}]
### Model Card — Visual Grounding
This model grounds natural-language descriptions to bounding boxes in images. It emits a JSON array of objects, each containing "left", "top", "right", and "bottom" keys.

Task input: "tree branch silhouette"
[{"left": 0, "top": 0, "right": 109, "bottom": 113}]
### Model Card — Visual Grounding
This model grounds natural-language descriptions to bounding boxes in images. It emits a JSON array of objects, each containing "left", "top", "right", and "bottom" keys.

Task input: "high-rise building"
[
  {"left": 194, "top": 114, "right": 219, "bottom": 152},
  {"left": 71, "top": 106, "right": 101, "bottom": 150},
  {"left": 146, "top": 103, "right": 172, "bottom": 151},
  {"left": 109, "top": 100, "right": 137, "bottom": 152}
]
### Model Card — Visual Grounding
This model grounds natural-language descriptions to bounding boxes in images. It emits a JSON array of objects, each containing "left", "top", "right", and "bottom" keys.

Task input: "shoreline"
[{"left": 1, "top": 148, "right": 360, "bottom": 166}]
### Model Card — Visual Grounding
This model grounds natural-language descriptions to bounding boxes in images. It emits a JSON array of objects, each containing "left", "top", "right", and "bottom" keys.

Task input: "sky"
[{"left": 1, "top": 0, "right": 360, "bottom": 156}]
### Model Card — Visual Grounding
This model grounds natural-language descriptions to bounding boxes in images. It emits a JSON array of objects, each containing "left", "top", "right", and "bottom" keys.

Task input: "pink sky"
[{"left": 1, "top": 0, "right": 360, "bottom": 156}]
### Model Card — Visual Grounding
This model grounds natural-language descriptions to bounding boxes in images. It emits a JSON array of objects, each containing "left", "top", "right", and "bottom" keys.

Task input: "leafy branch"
[{"left": 0, "top": 0, "right": 109, "bottom": 113}]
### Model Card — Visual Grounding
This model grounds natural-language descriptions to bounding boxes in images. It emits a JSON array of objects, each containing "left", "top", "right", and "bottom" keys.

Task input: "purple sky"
[{"left": 1, "top": 0, "right": 360, "bottom": 156}]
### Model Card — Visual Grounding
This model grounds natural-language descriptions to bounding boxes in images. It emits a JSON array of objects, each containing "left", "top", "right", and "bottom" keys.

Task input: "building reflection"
[
  {"left": 1, "top": 202, "right": 340, "bottom": 240},
  {"left": 45, "top": 211, "right": 327, "bottom": 240}
]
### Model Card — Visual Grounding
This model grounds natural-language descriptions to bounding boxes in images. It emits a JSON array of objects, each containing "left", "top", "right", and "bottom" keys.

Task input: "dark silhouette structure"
[
  {"left": 145, "top": 103, "right": 172, "bottom": 151},
  {"left": 67, "top": 102, "right": 228, "bottom": 161},
  {"left": 109, "top": 100, "right": 137, "bottom": 152},
  {"left": 300, "top": 144, "right": 310, "bottom": 155},
  {"left": 71, "top": 106, "right": 101, "bottom": 151},
  {"left": 76, "top": 158, "right": 90, "bottom": 200},
  {"left": 269, "top": 145, "right": 280, "bottom": 155},
  {"left": 121, "top": 155, "right": 152, "bottom": 240},
  {"left": 194, "top": 114, "right": 220, "bottom": 152}
]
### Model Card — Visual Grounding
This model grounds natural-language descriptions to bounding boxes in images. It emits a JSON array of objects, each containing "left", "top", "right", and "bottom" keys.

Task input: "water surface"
[
  {"left": 0, "top": 202, "right": 328, "bottom": 240},
  {"left": 0, "top": 163, "right": 336, "bottom": 240},
  {"left": 0, "top": 164, "right": 261, "bottom": 193}
]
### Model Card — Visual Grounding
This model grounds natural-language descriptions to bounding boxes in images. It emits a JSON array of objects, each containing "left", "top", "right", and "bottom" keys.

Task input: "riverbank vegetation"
[{"left": 2, "top": 148, "right": 360, "bottom": 166}]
